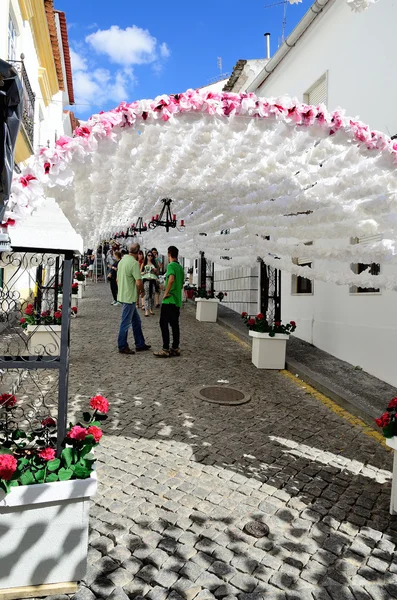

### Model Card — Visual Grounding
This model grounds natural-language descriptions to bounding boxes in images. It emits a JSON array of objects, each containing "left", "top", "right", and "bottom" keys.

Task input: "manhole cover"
[
  {"left": 194, "top": 386, "right": 250, "bottom": 405},
  {"left": 243, "top": 521, "right": 270, "bottom": 538}
]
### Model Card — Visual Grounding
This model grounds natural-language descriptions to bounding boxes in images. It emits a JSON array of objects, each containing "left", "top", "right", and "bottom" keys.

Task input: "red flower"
[
  {"left": 72, "top": 306, "right": 78, "bottom": 314},
  {"left": 388, "top": 398, "right": 397, "bottom": 410},
  {"left": 54, "top": 311, "right": 62, "bottom": 319},
  {"left": 72, "top": 283, "right": 78, "bottom": 289},
  {"left": 58, "top": 305, "right": 63, "bottom": 310},
  {"left": 87, "top": 425, "right": 103, "bottom": 443},
  {"left": 247, "top": 318, "right": 256, "bottom": 327},
  {"left": 27, "top": 303, "right": 33, "bottom": 309},
  {"left": 41, "top": 310, "right": 50, "bottom": 317},
  {"left": 67, "top": 425, "right": 87, "bottom": 441},
  {"left": 20, "top": 317, "right": 26, "bottom": 324},
  {"left": 0, "top": 394, "right": 17, "bottom": 408},
  {"left": 0, "top": 454, "right": 17, "bottom": 481},
  {"left": 20, "top": 174, "right": 36, "bottom": 188},
  {"left": 290, "top": 321, "right": 296, "bottom": 327},
  {"left": 41, "top": 417, "right": 56, "bottom": 428},
  {"left": 89, "top": 395, "right": 109, "bottom": 413},
  {"left": 38, "top": 448, "right": 56, "bottom": 461},
  {"left": 275, "top": 321, "right": 281, "bottom": 327},
  {"left": 224, "top": 293, "right": 227, "bottom": 296},
  {"left": 24, "top": 306, "right": 34, "bottom": 316},
  {"left": 241, "top": 312, "right": 248, "bottom": 317},
  {"left": 256, "top": 313, "right": 265, "bottom": 320},
  {"left": 375, "top": 412, "right": 391, "bottom": 428},
  {"left": 44, "top": 162, "right": 51, "bottom": 174}
]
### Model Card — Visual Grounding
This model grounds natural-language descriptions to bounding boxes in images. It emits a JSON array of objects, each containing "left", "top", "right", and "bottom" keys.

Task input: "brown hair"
[{"left": 114, "top": 251, "right": 122, "bottom": 260}]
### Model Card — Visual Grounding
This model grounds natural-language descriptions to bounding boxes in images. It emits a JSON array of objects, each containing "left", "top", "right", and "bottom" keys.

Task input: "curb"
[{"left": 216, "top": 314, "right": 379, "bottom": 432}]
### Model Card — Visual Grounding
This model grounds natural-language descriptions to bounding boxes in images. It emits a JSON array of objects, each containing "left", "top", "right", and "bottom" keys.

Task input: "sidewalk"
[{"left": 217, "top": 304, "right": 397, "bottom": 428}]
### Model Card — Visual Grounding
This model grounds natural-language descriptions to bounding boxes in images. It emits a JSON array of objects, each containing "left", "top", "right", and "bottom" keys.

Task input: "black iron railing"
[{"left": 8, "top": 59, "right": 35, "bottom": 148}]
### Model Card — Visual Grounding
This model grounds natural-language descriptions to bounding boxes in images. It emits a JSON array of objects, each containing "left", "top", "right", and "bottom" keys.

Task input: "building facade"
[
  {"left": 0, "top": 0, "right": 76, "bottom": 168},
  {"left": 247, "top": 0, "right": 397, "bottom": 386}
]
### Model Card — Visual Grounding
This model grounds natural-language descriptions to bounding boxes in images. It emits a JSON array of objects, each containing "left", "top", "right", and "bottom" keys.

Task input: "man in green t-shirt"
[
  {"left": 153, "top": 246, "right": 184, "bottom": 358},
  {"left": 117, "top": 243, "right": 151, "bottom": 354}
]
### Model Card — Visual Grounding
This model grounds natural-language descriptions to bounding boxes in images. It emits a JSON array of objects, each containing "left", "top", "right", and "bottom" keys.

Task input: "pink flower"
[
  {"left": 90, "top": 395, "right": 109, "bottom": 413},
  {"left": 44, "top": 162, "right": 51, "bottom": 174},
  {"left": 38, "top": 448, "right": 56, "bottom": 461},
  {"left": 87, "top": 425, "right": 103, "bottom": 443},
  {"left": 0, "top": 394, "right": 17, "bottom": 408},
  {"left": 74, "top": 126, "right": 91, "bottom": 138},
  {"left": 41, "top": 417, "right": 56, "bottom": 428},
  {"left": 19, "top": 174, "right": 36, "bottom": 188},
  {"left": 0, "top": 454, "right": 17, "bottom": 481},
  {"left": 67, "top": 425, "right": 87, "bottom": 441}
]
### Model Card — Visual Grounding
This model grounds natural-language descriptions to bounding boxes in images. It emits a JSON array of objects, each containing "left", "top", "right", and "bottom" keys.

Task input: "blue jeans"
[{"left": 118, "top": 302, "right": 145, "bottom": 350}]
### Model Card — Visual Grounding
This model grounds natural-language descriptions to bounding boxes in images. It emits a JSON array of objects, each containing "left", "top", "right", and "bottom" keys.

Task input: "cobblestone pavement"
[{"left": 66, "top": 283, "right": 397, "bottom": 600}]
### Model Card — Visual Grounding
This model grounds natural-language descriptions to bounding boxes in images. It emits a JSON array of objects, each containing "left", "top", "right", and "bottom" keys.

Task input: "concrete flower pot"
[
  {"left": 26, "top": 324, "right": 62, "bottom": 356},
  {"left": 249, "top": 330, "right": 289, "bottom": 369},
  {"left": 195, "top": 298, "right": 219, "bottom": 322},
  {"left": 0, "top": 472, "right": 97, "bottom": 590},
  {"left": 73, "top": 280, "right": 84, "bottom": 299}
]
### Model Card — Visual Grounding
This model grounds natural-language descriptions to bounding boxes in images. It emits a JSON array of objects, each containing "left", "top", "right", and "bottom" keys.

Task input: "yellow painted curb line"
[
  {"left": 223, "top": 329, "right": 388, "bottom": 450},
  {"left": 280, "top": 369, "right": 388, "bottom": 450}
]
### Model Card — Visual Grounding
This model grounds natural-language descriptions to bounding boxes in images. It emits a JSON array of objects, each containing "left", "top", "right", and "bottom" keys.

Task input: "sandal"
[{"left": 153, "top": 350, "right": 170, "bottom": 358}]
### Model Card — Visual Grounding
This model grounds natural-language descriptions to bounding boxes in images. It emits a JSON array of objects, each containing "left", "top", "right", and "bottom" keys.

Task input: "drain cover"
[
  {"left": 194, "top": 385, "right": 250, "bottom": 405},
  {"left": 243, "top": 521, "right": 270, "bottom": 538}
]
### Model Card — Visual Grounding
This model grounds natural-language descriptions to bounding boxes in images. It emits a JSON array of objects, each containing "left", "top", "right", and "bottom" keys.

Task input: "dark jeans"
[
  {"left": 160, "top": 303, "right": 180, "bottom": 350},
  {"left": 110, "top": 279, "right": 118, "bottom": 302},
  {"left": 118, "top": 302, "right": 145, "bottom": 350}
]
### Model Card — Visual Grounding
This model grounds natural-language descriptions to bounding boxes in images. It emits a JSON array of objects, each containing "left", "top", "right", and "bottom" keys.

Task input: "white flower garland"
[{"left": 7, "top": 89, "right": 397, "bottom": 288}]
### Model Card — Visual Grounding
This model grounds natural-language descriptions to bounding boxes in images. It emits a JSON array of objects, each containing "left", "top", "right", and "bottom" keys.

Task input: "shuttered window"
[
  {"left": 304, "top": 74, "right": 327, "bottom": 106},
  {"left": 350, "top": 235, "right": 382, "bottom": 294}
]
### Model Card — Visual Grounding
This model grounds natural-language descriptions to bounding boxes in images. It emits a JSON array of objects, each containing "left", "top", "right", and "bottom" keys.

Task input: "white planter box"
[
  {"left": 386, "top": 437, "right": 397, "bottom": 514},
  {"left": 249, "top": 330, "right": 289, "bottom": 369},
  {"left": 27, "top": 324, "right": 62, "bottom": 356},
  {"left": 0, "top": 472, "right": 97, "bottom": 590},
  {"left": 195, "top": 298, "right": 219, "bottom": 322}
]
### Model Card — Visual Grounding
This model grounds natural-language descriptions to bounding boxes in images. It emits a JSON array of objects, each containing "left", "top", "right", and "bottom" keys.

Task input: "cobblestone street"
[{"left": 68, "top": 283, "right": 397, "bottom": 600}]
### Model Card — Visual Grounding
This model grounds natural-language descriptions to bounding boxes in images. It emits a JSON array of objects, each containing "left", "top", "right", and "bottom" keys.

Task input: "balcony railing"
[{"left": 8, "top": 59, "right": 35, "bottom": 149}]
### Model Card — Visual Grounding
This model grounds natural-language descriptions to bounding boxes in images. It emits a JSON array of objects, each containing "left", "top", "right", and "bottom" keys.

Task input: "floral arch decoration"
[{"left": 8, "top": 89, "right": 397, "bottom": 289}]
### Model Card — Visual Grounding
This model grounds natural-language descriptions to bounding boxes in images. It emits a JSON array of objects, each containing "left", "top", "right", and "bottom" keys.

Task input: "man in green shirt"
[
  {"left": 154, "top": 246, "right": 184, "bottom": 358},
  {"left": 117, "top": 243, "right": 151, "bottom": 354}
]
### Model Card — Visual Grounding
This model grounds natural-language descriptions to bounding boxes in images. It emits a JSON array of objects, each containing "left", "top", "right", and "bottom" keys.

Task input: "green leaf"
[
  {"left": 45, "top": 473, "right": 59, "bottom": 483},
  {"left": 74, "top": 463, "right": 91, "bottom": 479},
  {"left": 0, "top": 448, "right": 13, "bottom": 455},
  {"left": 19, "top": 457, "right": 29, "bottom": 467},
  {"left": 90, "top": 421, "right": 101, "bottom": 427},
  {"left": 61, "top": 447, "right": 73, "bottom": 468},
  {"left": 20, "top": 470, "right": 35, "bottom": 486},
  {"left": 58, "top": 468, "right": 73, "bottom": 481},
  {"left": 82, "top": 412, "right": 91, "bottom": 423},
  {"left": 80, "top": 444, "right": 94, "bottom": 458},
  {"left": 47, "top": 458, "right": 61, "bottom": 472},
  {"left": 9, "top": 480, "right": 19, "bottom": 488},
  {"left": 35, "top": 469, "right": 45, "bottom": 483}
]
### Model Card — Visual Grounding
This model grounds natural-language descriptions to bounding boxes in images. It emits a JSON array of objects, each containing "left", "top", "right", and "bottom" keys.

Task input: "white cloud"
[
  {"left": 86, "top": 25, "right": 157, "bottom": 65},
  {"left": 70, "top": 48, "right": 87, "bottom": 72},
  {"left": 160, "top": 42, "right": 171, "bottom": 59}
]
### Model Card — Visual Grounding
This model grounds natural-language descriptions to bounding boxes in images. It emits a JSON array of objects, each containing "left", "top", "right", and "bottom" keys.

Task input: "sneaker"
[
  {"left": 170, "top": 348, "right": 180, "bottom": 357},
  {"left": 153, "top": 349, "right": 170, "bottom": 358},
  {"left": 136, "top": 344, "right": 152, "bottom": 352},
  {"left": 111, "top": 301, "right": 117, "bottom": 305},
  {"left": 119, "top": 347, "right": 135, "bottom": 355}
]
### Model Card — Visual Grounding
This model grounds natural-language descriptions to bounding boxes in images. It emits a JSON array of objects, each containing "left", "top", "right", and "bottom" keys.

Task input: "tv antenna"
[{"left": 264, "top": 0, "right": 289, "bottom": 46}]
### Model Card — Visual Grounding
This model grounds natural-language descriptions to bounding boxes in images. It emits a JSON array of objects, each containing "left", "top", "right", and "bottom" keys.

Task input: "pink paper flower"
[
  {"left": 89, "top": 395, "right": 109, "bottom": 413},
  {"left": 38, "top": 448, "right": 56, "bottom": 461},
  {"left": 0, "top": 454, "right": 17, "bottom": 480},
  {"left": 87, "top": 425, "right": 103, "bottom": 443},
  {"left": 67, "top": 425, "right": 87, "bottom": 441}
]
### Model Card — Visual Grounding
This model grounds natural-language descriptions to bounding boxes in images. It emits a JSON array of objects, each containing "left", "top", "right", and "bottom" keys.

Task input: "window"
[
  {"left": 350, "top": 235, "right": 382, "bottom": 294},
  {"left": 291, "top": 243, "right": 314, "bottom": 295},
  {"left": 8, "top": 14, "right": 18, "bottom": 61},
  {"left": 304, "top": 73, "right": 327, "bottom": 106}
]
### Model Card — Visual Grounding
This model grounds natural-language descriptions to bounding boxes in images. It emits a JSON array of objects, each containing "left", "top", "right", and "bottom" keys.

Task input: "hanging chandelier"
[
  {"left": 128, "top": 217, "right": 147, "bottom": 237},
  {"left": 149, "top": 198, "right": 185, "bottom": 233}
]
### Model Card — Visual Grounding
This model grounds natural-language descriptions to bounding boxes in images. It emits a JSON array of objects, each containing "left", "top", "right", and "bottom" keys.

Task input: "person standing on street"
[
  {"left": 117, "top": 243, "right": 151, "bottom": 355},
  {"left": 154, "top": 246, "right": 184, "bottom": 358},
  {"left": 152, "top": 248, "right": 163, "bottom": 308},
  {"left": 108, "top": 250, "right": 121, "bottom": 305}
]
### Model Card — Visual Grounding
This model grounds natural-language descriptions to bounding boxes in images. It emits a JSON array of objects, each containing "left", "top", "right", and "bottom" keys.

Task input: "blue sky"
[{"left": 58, "top": 0, "right": 313, "bottom": 118}]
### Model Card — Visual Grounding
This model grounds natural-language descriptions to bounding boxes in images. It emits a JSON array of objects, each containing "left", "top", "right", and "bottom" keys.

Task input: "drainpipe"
[{"left": 247, "top": 0, "right": 333, "bottom": 93}]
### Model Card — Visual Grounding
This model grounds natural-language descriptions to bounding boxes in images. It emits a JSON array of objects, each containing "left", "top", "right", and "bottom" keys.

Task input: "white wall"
[
  {"left": 255, "top": 0, "right": 397, "bottom": 386},
  {"left": 215, "top": 266, "right": 259, "bottom": 315}
]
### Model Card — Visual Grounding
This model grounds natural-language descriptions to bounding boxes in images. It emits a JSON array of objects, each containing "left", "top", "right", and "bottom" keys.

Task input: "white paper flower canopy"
[{"left": 8, "top": 89, "right": 397, "bottom": 289}]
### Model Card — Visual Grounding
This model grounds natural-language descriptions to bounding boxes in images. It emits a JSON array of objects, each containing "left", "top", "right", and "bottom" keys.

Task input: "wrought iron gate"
[
  {"left": 260, "top": 260, "right": 281, "bottom": 326},
  {"left": 198, "top": 251, "right": 214, "bottom": 295}
]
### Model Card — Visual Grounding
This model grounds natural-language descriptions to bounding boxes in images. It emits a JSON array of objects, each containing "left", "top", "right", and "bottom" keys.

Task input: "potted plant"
[
  {"left": 74, "top": 271, "right": 86, "bottom": 294},
  {"left": 0, "top": 394, "right": 109, "bottom": 591},
  {"left": 72, "top": 280, "right": 83, "bottom": 299},
  {"left": 183, "top": 283, "right": 197, "bottom": 301},
  {"left": 20, "top": 304, "right": 62, "bottom": 356},
  {"left": 242, "top": 313, "right": 296, "bottom": 369},
  {"left": 375, "top": 398, "right": 397, "bottom": 514},
  {"left": 195, "top": 287, "right": 227, "bottom": 322}
]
